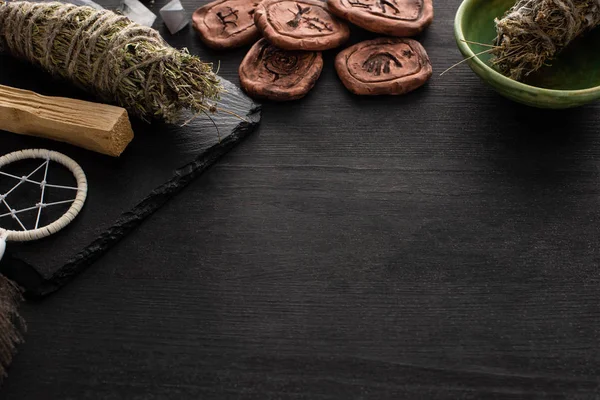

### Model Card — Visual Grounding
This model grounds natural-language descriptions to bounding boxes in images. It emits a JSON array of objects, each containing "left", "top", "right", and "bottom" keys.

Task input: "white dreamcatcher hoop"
[{"left": 0, "top": 149, "right": 87, "bottom": 261}]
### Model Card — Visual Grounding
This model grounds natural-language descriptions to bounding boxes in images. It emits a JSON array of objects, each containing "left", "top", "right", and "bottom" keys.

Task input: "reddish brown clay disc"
[
  {"left": 239, "top": 38, "right": 324, "bottom": 101},
  {"left": 335, "top": 37, "right": 432, "bottom": 96},
  {"left": 327, "top": 0, "right": 433, "bottom": 37},
  {"left": 193, "top": 0, "right": 262, "bottom": 49},
  {"left": 254, "top": 0, "right": 350, "bottom": 51}
]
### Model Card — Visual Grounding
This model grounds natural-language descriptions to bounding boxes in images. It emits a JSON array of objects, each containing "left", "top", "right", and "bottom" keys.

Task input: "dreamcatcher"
[
  {"left": 0, "top": 149, "right": 87, "bottom": 262},
  {"left": 0, "top": 149, "right": 87, "bottom": 380}
]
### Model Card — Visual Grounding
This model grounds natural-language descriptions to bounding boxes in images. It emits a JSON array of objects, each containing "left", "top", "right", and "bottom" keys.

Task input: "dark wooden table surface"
[{"left": 3, "top": 0, "right": 600, "bottom": 398}]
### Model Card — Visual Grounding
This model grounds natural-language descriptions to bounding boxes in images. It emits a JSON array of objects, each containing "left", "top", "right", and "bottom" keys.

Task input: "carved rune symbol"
[
  {"left": 258, "top": 43, "right": 298, "bottom": 82},
  {"left": 347, "top": 0, "right": 401, "bottom": 15},
  {"left": 286, "top": 4, "right": 333, "bottom": 31},
  {"left": 217, "top": 7, "right": 239, "bottom": 31},
  {"left": 347, "top": 0, "right": 371, "bottom": 8},
  {"left": 303, "top": 16, "right": 333, "bottom": 32},
  {"left": 249, "top": 3, "right": 260, "bottom": 17},
  {"left": 377, "top": 0, "right": 400, "bottom": 14},
  {"left": 362, "top": 52, "right": 402, "bottom": 76},
  {"left": 287, "top": 4, "right": 311, "bottom": 28}
]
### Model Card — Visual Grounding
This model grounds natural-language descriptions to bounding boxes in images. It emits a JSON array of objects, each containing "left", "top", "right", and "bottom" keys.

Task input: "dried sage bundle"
[
  {"left": 491, "top": 0, "right": 600, "bottom": 81},
  {"left": 0, "top": 1, "right": 222, "bottom": 123}
]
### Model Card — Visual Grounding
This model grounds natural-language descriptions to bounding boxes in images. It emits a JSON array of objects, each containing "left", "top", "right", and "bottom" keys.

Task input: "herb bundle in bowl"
[{"left": 453, "top": 0, "right": 600, "bottom": 108}]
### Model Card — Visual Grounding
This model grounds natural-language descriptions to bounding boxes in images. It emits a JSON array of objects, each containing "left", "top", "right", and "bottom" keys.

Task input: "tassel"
[{"left": 0, "top": 274, "right": 25, "bottom": 382}]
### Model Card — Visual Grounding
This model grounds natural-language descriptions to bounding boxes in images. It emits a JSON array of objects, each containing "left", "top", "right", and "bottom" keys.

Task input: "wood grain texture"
[
  {"left": 2, "top": 0, "right": 600, "bottom": 398},
  {"left": 0, "top": 84, "right": 133, "bottom": 157}
]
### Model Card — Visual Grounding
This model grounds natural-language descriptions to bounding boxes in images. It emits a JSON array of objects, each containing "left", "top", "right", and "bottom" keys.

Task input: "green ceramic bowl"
[{"left": 454, "top": 0, "right": 600, "bottom": 108}]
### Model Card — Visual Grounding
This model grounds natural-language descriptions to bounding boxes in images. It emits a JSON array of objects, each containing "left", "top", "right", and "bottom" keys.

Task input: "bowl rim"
[{"left": 454, "top": 0, "right": 600, "bottom": 98}]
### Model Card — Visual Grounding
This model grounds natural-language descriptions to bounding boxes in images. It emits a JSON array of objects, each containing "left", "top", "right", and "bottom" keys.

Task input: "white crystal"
[
  {"left": 0, "top": 236, "right": 5, "bottom": 263},
  {"left": 159, "top": 0, "right": 189, "bottom": 35},
  {"left": 118, "top": 0, "right": 157, "bottom": 27}
]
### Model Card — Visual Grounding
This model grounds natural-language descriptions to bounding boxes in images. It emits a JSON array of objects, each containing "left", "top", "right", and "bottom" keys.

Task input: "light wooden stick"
[{"left": 0, "top": 84, "right": 134, "bottom": 157}]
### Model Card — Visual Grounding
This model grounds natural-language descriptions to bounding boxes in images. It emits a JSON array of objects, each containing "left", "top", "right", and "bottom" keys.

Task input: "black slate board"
[{"left": 0, "top": 55, "right": 261, "bottom": 298}]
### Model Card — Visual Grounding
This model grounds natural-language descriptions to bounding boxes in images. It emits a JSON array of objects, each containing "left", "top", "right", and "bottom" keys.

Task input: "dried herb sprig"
[
  {"left": 0, "top": 1, "right": 222, "bottom": 123},
  {"left": 491, "top": 0, "right": 600, "bottom": 81}
]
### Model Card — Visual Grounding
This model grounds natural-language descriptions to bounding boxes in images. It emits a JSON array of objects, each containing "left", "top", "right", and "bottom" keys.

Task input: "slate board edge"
[{"left": 2, "top": 105, "right": 262, "bottom": 299}]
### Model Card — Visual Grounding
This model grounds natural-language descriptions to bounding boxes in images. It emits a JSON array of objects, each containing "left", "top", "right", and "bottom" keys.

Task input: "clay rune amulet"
[
  {"left": 239, "top": 38, "right": 324, "bottom": 101},
  {"left": 254, "top": 0, "right": 350, "bottom": 50},
  {"left": 335, "top": 38, "right": 432, "bottom": 95},
  {"left": 327, "top": 0, "right": 433, "bottom": 37},
  {"left": 193, "top": 0, "right": 262, "bottom": 49}
]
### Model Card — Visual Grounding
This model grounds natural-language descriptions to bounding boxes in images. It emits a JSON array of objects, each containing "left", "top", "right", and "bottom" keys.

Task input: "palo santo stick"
[{"left": 0, "top": 84, "right": 134, "bottom": 157}]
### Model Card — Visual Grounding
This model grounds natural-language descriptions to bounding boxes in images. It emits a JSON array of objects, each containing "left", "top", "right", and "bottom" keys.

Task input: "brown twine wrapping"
[
  {"left": 492, "top": 0, "right": 600, "bottom": 81},
  {"left": 0, "top": 1, "right": 222, "bottom": 123},
  {"left": 0, "top": 275, "right": 25, "bottom": 382}
]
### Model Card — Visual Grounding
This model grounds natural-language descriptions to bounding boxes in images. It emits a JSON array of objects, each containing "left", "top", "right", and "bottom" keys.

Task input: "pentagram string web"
[{"left": 0, "top": 156, "right": 78, "bottom": 232}]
